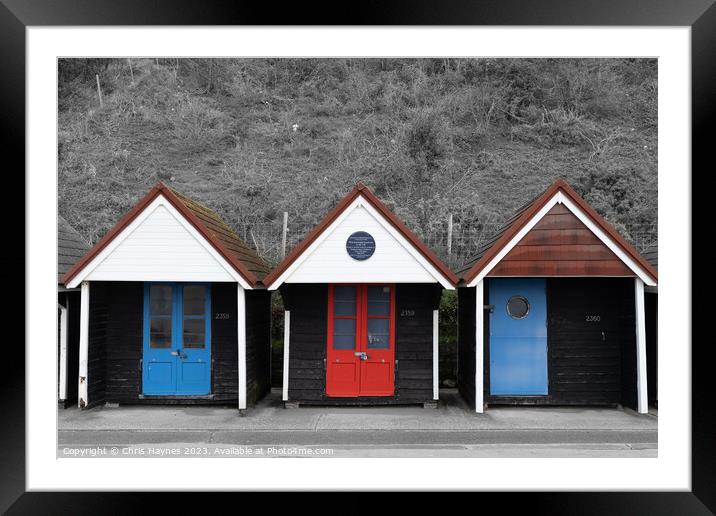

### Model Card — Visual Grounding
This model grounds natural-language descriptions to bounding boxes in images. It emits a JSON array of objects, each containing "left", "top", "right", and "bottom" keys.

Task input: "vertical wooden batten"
[
  {"left": 237, "top": 284, "right": 247, "bottom": 410},
  {"left": 635, "top": 278, "right": 648, "bottom": 414},
  {"left": 58, "top": 302, "right": 68, "bottom": 401},
  {"left": 475, "top": 280, "right": 485, "bottom": 413},
  {"left": 283, "top": 310, "right": 290, "bottom": 401},
  {"left": 78, "top": 281, "right": 90, "bottom": 408},
  {"left": 433, "top": 309, "right": 439, "bottom": 400}
]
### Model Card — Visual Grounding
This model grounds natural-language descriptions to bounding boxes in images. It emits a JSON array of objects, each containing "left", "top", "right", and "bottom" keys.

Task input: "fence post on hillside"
[
  {"left": 95, "top": 74, "right": 103, "bottom": 107},
  {"left": 447, "top": 214, "right": 453, "bottom": 260},
  {"left": 127, "top": 59, "right": 134, "bottom": 84},
  {"left": 281, "top": 212, "right": 289, "bottom": 259}
]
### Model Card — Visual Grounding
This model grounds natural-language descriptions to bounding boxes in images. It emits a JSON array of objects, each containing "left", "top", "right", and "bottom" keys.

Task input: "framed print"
[{"left": 5, "top": 0, "right": 714, "bottom": 512}]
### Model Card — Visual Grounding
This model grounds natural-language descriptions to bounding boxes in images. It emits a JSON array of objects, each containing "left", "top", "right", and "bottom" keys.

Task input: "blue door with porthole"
[
  {"left": 489, "top": 278, "right": 548, "bottom": 396},
  {"left": 143, "top": 283, "right": 211, "bottom": 396}
]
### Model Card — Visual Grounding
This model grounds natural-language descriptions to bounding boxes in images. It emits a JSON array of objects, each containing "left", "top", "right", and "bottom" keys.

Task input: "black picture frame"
[{"left": 4, "top": 0, "right": 712, "bottom": 512}]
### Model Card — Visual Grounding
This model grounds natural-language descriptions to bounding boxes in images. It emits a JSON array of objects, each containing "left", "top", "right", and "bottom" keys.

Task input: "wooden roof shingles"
[{"left": 58, "top": 215, "right": 90, "bottom": 285}]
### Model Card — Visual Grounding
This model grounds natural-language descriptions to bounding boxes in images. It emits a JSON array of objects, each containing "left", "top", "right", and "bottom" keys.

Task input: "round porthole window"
[{"left": 506, "top": 295, "right": 530, "bottom": 319}]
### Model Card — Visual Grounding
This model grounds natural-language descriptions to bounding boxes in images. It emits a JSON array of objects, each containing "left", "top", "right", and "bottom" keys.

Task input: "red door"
[{"left": 326, "top": 284, "right": 396, "bottom": 397}]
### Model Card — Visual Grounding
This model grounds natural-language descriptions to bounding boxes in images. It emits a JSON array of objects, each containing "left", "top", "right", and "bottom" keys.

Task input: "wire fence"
[{"left": 236, "top": 218, "right": 657, "bottom": 269}]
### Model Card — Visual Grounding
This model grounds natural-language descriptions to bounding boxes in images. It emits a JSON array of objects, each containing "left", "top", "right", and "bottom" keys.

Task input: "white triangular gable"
[
  {"left": 466, "top": 191, "right": 657, "bottom": 287},
  {"left": 66, "top": 194, "right": 250, "bottom": 288},
  {"left": 271, "top": 195, "right": 454, "bottom": 289}
]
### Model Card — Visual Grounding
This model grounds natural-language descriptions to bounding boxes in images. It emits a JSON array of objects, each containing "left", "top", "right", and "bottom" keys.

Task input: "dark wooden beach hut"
[
  {"left": 62, "top": 183, "right": 272, "bottom": 411},
  {"left": 58, "top": 215, "right": 90, "bottom": 407},
  {"left": 456, "top": 179, "right": 658, "bottom": 414},
  {"left": 263, "top": 183, "right": 458, "bottom": 407}
]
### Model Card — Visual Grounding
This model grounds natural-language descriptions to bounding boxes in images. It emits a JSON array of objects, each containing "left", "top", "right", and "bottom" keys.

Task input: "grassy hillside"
[{"left": 58, "top": 58, "right": 657, "bottom": 266}]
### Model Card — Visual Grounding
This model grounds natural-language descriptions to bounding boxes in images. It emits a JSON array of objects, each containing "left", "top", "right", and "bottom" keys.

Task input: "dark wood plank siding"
[
  {"left": 246, "top": 290, "right": 272, "bottom": 405},
  {"left": 282, "top": 283, "right": 442, "bottom": 405},
  {"left": 457, "top": 287, "right": 476, "bottom": 409},
  {"left": 67, "top": 292, "right": 82, "bottom": 404},
  {"left": 488, "top": 204, "right": 633, "bottom": 277},
  {"left": 281, "top": 284, "right": 327, "bottom": 402},
  {"left": 86, "top": 283, "right": 109, "bottom": 408},
  {"left": 211, "top": 283, "right": 238, "bottom": 402},
  {"left": 103, "top": 282, "right": 143, "bottom": 403},
  {"left": 547, "top": 278, "right": 635, "bottom": 406},
  {"left": 58, "top": 291, "right": 82, "bottom": 405},
  {"left": 395, "top": 284, "right": 442, "bottom": 403},
  {"left": 645, "top": 292, "right": 657, "bottom": 405}
]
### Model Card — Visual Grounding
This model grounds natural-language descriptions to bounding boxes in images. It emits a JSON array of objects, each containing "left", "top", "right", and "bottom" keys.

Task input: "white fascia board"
[
  {"left": 66, "top": 194, "right": 252, "bottom": 289},
  {"left": 467, "top": 191, "right": 656, "bottom": 287},
  {"left": 268, "top": 195, "right": 454, "bottom": 290}
]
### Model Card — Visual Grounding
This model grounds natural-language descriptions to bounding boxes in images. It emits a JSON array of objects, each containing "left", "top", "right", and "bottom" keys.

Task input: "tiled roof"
[
  {"left": 641, "top": 243, "right": 658, "bottom": 269},
  {"left": 58, "top": 215, "right": 90, "bottom": 285}
]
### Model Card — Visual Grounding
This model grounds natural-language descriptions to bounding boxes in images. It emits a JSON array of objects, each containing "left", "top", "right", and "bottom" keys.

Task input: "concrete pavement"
[{"left": 58, "top": 389, "right": 657, "bottom": 457}]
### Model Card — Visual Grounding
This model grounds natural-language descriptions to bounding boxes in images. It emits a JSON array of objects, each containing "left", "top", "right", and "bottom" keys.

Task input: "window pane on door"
[
  {"left": 183, "top": 285, "right": 206, "bottom": 316},
  {"left": 150, "top": 318, "right": 172, "bottom": 348},
  {"left": 150, "top": 284, "right": 173, "bottom": 316},
  {"left": 367, "top": 318, "right": 390, "bottom": 348},
  {"left": 333, "top": 286, "right": 356, "bottom": 316},
  {"left": 183, "top": 318, "right": 206, "bottom": 348},
  {"left": 333, "top": 318, "right": 356, "bottom": 349},
  {"left": 368, "top": 286, "right": 391, "bottom": 316}
]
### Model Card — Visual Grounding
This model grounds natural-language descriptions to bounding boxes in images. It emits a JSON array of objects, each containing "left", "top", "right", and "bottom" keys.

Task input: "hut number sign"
[{"left": 346, "top": 231, "right": 376, "bottom": 260}]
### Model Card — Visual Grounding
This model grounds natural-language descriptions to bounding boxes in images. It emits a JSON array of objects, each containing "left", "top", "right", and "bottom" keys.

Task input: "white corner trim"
[
  {"left": 432, "top": 309, "right": 439, "bottom": 400},
  {"left": 58, "top": 302, "right": 68, "bottom": 401},
  {"left": 267, "top": 194, "right": 454, "bottom": 290},
  {"left": 282, "top": 310, "right": 290, "bottom": 401},
  {"left": 635, "top": 278, "right": 649, "bottom": 414},
  {"left": 237, "top": 284, "right": 247, "bottom": 410},
  {"left": 467, "top": 191, "right": 656, "bottom": 287},
  {"left": 475, "top": 281, "right": 485, "bottom": 414},
  {"left": 66, "top": 194, "right": 252, "bottom": 289},
  {"left": 78, "top": 281, "right": 90, "bottom": 408}
]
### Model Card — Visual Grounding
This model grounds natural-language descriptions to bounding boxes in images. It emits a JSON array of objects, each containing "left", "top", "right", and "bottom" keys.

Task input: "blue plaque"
[{"left": 346, "top": 231, "right": 376, "bottom": 260}]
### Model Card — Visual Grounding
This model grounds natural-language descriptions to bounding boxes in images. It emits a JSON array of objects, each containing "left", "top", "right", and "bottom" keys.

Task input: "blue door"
[
  {"left": 489, "top": 278, "right": 548, "bottom": 396},
  {"left": 143, "top": 283, "right": 211, "bottom": 396}
]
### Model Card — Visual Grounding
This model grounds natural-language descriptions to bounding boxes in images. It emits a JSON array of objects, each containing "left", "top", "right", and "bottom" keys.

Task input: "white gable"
[
  {"left": 273, "top": 196, "right": 453, "bottom": 289},
  {"left": 67, "top": 195, "right": 250, "bottom": 288}
]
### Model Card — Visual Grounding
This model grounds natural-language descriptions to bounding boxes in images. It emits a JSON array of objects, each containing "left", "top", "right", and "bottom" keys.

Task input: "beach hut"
[
  {"left": 263, "top": 183, "right": 458, "bottom": 407},
  {"left": 58, "top": 215, "right": 90, "bottom": 407},
  {"left": 62, "top": 183, "right": 272, "bottom": 410},
  {"left": 456, "top": 179, "right": 657, "bottom": 414}
]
